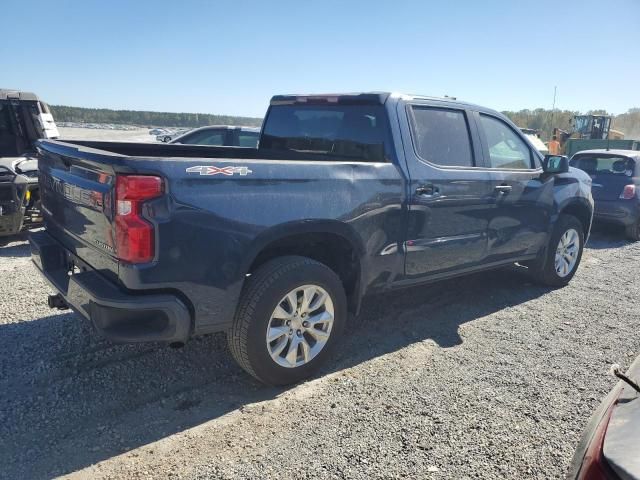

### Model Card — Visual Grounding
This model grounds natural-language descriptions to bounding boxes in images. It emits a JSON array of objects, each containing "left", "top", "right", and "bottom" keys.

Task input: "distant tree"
[
  {"left": 612, "top": 108, "right": 640, "bottom": 139},
  {"left": 502, "top": 108, "right": 578, "bottom": 140},
  {"left": 49, "top": 105, "right": 263, "bottom": 128},
  {"left": 586, "top": 109, "right": 609, "bottom": 116}
]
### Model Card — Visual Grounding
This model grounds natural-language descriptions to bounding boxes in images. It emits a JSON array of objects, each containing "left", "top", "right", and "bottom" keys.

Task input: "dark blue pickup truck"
[{"left": 31, "top": 93, "right": 593, "bottom": 385}]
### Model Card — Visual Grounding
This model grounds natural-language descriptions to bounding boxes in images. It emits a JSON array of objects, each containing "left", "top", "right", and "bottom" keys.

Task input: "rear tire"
[
  {"left": 529, "top": 214, "right": 584, "bottom": 287},
  {"left": 625, "top": 221, "right": 640, "bottom": 241},
  {"left": 228, "top": 256, "right": 347, "bottom": 386}
]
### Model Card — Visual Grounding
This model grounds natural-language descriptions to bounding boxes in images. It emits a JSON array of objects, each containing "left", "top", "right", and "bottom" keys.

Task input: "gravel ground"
[{"left": 0, "top": 228, "right": 639, "bottom": 480}]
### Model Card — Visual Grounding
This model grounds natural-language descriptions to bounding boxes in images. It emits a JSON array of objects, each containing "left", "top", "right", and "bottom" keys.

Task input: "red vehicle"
[{"left": 567, "top": 357, "right": 640, "bottom": 479}]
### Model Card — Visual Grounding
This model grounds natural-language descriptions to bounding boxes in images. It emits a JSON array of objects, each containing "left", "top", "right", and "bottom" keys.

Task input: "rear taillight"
[
  {"left": 576, "top": 389, "right": 621, "bottom": 480},
  {"left": 619, "top": 184, "right": 637, "bottom": 200},
  {"left": 115, "top": 175, "right": 163, "bottom": 263}
]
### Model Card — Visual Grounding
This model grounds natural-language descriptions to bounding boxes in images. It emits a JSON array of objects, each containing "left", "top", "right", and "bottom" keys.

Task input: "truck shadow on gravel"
[
  {"left": 0, "top": 266, "right": 550, "bottom": 479},
  {"left": 586, "top": 226, "right": 633, "bottom": 250},
  {"left": 0, "top": 240, "right": 31, "bottom": 257}
]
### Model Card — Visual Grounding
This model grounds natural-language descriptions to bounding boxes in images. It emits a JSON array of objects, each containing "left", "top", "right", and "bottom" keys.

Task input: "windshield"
[
  {"left": 260, "top": 104, "right": 391, "bottom": 162},
  {"left": 0, "top": 101, "right": 41, "bottom": 157}
]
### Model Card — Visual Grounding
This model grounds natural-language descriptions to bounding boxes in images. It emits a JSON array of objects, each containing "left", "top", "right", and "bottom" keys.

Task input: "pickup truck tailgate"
[{"left": 37, "top": 142, "right": 119, "bottom": 278}]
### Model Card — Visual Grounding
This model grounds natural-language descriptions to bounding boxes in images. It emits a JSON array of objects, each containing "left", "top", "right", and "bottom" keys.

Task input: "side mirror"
[{"left": 543, "top": 155, "right": 569, "bottom": 174}]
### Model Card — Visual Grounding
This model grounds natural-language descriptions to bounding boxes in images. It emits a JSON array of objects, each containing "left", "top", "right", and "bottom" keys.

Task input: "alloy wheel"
[
  {"left": 266, "top": 285, "right": 334, "bottom": 368},
  {"left": 555, "top": 228, "right": 580, "bottom": 278}
]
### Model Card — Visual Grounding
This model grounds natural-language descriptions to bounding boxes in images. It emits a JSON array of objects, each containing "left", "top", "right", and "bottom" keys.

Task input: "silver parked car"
[{"left": 156, "top": 129, "right": 190, "bottom": 143}]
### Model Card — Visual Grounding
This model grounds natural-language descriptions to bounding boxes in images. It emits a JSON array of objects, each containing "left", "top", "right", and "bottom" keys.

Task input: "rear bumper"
[
  {"left": 593, "top": 199, "right": 640, "bottom": 227},
  {"left": 30, "top": 230, "right": 192, "bottom": 344}
]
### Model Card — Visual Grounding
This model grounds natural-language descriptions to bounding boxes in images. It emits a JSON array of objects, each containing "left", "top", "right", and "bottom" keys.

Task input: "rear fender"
[{"left": 239, "top": 220, "right": 367, "bottom": 312}]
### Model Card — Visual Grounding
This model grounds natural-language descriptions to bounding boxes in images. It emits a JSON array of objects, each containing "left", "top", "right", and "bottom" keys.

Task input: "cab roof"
[
  {"left": 572, "top": 149, "right": 640, "bottom": 160},
  {"left": 0, "top": 89, "right": 40, "bottom": 101},
  {"left": 269, "top": 92, "right": 494, "bottom": 114}
]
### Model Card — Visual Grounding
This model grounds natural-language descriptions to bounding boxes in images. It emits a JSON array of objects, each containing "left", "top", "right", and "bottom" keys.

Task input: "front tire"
[
  {"left": 625, "top": 221, "right": 640, "bottom": 241},
  {"left": 529, "top": 214, "right": 584, "bottom": 287},
  {"left": 228, "top": 256, "right": 347, "bottom": 386}
]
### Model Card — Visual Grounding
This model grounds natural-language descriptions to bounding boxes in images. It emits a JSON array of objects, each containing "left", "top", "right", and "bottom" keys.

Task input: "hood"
[{"left": 568, "top": 166, "right": 592, "bottom": 184}]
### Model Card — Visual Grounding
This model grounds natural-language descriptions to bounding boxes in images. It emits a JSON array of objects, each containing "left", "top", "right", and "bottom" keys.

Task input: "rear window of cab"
[
  {"left": 570, "top": 155, "right": 636, "bottom": 177},
  {"left": 260, "top": 104, "right": 391, "bottom": 162}
]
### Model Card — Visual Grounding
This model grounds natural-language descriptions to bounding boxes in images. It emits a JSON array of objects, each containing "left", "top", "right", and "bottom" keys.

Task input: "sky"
[{"left": 3, "top": 0, "right": 639, "bottom": 118}]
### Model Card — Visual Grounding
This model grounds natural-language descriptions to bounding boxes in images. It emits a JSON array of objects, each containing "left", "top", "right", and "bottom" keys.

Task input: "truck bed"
[
  {"left": 33, "top": 137, "right": 405, "bottom": 338},
  {"left": 41, "top": 139, "right": 339, "bottom": 162}
]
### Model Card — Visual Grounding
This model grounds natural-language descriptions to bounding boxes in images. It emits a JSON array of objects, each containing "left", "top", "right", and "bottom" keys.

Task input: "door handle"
[
  {"left": 416, "top": 184, "right": 440, "bottom": 197},
  {"left": 494, "top": 185, "right": 512, "bottom": 195}
]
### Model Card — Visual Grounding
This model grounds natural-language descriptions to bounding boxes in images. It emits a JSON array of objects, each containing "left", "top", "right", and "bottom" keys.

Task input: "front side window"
[
  {"left": 479, "top": 114, "right": 532, "bottom": 169},
  {"left": 260, "top": 104, "right": 389, "bottom": 162},
  {"left": 409, "top": 106, "right": 474, "bottom": 167}
]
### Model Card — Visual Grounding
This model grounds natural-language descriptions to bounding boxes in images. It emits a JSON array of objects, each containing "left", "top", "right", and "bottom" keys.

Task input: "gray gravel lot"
[{"left": 0, "top": 228, "right": 638, "bottom": 479}]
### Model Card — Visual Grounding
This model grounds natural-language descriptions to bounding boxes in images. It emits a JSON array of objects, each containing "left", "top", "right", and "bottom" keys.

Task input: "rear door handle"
[
  {"left": 494, "top": 185, "right": 512, "bottom": 195},
  {"left": 416, "top": 184, "right": 440, "bottom": 197}
]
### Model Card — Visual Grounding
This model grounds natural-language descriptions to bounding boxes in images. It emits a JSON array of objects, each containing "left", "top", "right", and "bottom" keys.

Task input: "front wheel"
[
  {"left": 529, "top": 214, "right": 585, "bottom": 287},
  {"left": 228, "top": 256, "right": 346, "bottom": 386}
]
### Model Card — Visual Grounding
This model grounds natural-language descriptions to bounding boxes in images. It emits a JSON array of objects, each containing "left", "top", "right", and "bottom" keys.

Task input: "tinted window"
[
  {"left": 260, "top": 105, "right": 389, "bottom": 162},
  {"left": 179, "top": 129, "right": 226, "bottom": 146},
  {"left": 0, "top": 103, "right": 20, "bottom": 157},
  {"left": 571, "top": 155, "right": 635, "bottom": 177},
  {"left": 479, "top": 114, "right": 532, "bottom": 169},
  {"left": 238, "top": 131, "right": 259, "bottom": 147},
  {"left": 409, "top": 107, "right": 474, "bottom": 167}
]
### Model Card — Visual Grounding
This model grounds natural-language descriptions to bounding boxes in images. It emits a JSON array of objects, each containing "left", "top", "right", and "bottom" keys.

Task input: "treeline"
[
  {"left": 49, "top": 105, "right": 263, "bottom": 128},
  {"left": 502, "top": 107, "right": 640, "bottom": 140}
]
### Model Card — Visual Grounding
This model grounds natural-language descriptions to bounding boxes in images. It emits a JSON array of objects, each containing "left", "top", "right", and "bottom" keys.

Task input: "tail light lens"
[
  {"left": 115, "top": 175, "right": 163, "bottom": 263},
  {"left": 619, "top": 184, "right": 637, "bottom": 200}
]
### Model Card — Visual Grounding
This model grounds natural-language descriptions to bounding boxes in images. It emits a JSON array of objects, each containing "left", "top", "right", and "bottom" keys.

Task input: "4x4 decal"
[{"left": 186, "top": 166, "right": 253, "bottom": 176}]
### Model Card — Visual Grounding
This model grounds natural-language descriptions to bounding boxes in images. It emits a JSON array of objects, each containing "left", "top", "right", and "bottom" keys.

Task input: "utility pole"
[{"left": 550, "top": 86, "right": 557, "bottom": 140}]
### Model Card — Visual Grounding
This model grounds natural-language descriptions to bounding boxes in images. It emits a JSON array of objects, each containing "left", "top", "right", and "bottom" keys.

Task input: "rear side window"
[
  {"left": 571, "top": 155, "right": 635, "bottom": 177},
  {"left": 479, "top": 114, "right": 533, "bottom": 169},
  {"left": 409, "top": 106, "right": 474, "bottom": 167},
  {"left": 260, "top": 105, "right": 390, "bottom": 162},
  {"left": 238, "top": 131, "right": 259, "bottom": 147},
  {"left": 179, "top": 129, "right": 226, "bottom": 146}
]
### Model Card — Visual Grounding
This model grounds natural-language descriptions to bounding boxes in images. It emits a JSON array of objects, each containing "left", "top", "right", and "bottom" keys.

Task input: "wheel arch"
[
  {"left": 558, "top": 197, "right": 593, "bottom": 239},
  {"left": 240, "top": 220, "right": 366, "bottom": 314}
]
